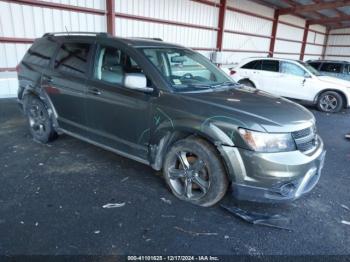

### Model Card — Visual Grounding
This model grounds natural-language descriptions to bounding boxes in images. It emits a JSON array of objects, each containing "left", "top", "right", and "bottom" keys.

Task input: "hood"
[
  {"left": 184, "top": 86, "right": 315, "bottom": 133},
  {"left": 317, "top": 75, "right": 350, "bottom": 87}
]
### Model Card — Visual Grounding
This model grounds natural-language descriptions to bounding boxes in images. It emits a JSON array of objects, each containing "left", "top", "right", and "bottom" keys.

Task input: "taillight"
[{"left": 230, "top": 70, "right": 236, "bottom": 75}]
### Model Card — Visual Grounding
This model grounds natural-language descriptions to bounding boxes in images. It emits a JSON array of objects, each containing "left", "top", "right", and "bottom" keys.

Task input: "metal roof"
[{"left": 251, "top": 0, "right": 350, "bottom": 30}]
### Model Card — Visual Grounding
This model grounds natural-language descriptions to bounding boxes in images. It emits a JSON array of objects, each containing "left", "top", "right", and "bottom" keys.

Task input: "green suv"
[{"left": 17, "top": 32, "right": 326, "bottom": 206}]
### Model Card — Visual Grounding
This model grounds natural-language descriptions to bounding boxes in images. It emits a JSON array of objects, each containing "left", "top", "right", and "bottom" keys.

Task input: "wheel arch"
[
  {"left": 149, "top": 122, "right": 234, "bottom": 171},
  {"left": 314, "top": 89, "right": 348, "bottom": 108},
  {"left": 237, "top": 78, "right": 256, "bottom": 88}
]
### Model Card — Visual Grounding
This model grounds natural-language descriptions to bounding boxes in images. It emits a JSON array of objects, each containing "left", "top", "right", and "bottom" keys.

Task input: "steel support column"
[
  {"left": 106, "top": 0, "right": 115, "bottom": 36},
  {"left": 216, "top": 0, "right": 227, "bottom": 51},
  {"left": 321, "top": 28, "right": 330, "bottom": 59},
  {"left": 299, "top": 21, "right": 309, "bottom": 61},
  {"left": 269, "top": 10, "right": 279, "bottom": 57}
]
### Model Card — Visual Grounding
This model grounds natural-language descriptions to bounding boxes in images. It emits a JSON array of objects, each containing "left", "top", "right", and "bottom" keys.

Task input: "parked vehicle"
[
  {"left": 307, "top": 60, "right": 350, "bottom": 81},
  {"left": 17, "top": 33, "right": 325, "bottom": 206},
  {"left": 231, "top": 57, "right": 350, "bottom": 113}
]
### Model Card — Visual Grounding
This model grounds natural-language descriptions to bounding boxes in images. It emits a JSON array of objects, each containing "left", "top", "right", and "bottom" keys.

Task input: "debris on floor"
[
  {"left": 161, "top": 215, "right": 176, "bottom": 218},
  {"left": 94, "top": 230, "right": 100, "bottom": 234},
  {"left": 221, "top": 205, "right": 291, "bottom": 231},
  {"left": 341, "top": 220, "right": 350, "bottom": 226},
  {"left": 120, "top": 177, "right": 129, "bottom": 183},
  {"left": 160, "top": 197, "right": 172, "bottom": 205},
  {"left": 174, "top": 226, "right": 218, "bottom": 236},
  {"left": 102, "top": 202, "right": 125, "bottom": 209},
  {"left": 341, "top": 204, "right": 350, "bottom": 211}
]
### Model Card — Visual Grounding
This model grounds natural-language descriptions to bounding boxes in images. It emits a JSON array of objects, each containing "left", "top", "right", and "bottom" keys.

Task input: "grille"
[{"left": 292, "top": 125, "right": 317, "bottom": 153}]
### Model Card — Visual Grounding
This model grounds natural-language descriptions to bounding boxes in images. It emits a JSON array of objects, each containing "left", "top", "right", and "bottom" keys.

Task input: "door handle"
[{"left": 88, "top": 88, "right": 101, "bottom": 96}]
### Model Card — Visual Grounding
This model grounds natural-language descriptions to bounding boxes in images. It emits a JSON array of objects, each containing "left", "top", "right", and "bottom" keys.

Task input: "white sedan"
[{"left": 230, "top": 57, "right": 350, "bottom": 113}]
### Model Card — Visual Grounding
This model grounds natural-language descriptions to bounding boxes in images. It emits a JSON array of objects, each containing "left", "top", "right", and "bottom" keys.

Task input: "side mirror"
[{"left": 124, "top": 73, "right": 153, "bottom": 93}]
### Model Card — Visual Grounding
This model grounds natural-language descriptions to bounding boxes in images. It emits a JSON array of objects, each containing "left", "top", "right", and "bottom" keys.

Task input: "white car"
[{"left": 230, "top": 57, "right": 350, "bottom": 113}]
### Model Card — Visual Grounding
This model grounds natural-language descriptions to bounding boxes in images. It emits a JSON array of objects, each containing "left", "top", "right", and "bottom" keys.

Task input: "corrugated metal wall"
[
  {"left": 325, "top": 28, "right": 350, "bottom": 61},
  {"left": 0, "top": 0, "right": 106, "bottom": 98},
  {"left": 115, "top": 0, "right": 219, "bottom": 55},
  {"left": 0, "top": 0, "right": 334, "bottom": 98}
]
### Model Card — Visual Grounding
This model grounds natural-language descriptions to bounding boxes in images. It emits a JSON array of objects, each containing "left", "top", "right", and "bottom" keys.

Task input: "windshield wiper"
[{"left": 211, "top": 81, "right": 237, "bottom": 88}]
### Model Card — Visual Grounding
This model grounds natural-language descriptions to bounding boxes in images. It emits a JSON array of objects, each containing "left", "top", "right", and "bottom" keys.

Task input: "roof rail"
[
  {"left": 130, "top": 37, "right": 163, "bottom": 41},
  {"left": 43, "top": 32, "right": 110, "bottom": 37}
]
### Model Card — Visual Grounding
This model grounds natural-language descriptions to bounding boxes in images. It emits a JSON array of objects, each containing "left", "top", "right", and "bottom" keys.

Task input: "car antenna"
[{"left": 65, "top": 26, "right": 70, "bottom": 36}]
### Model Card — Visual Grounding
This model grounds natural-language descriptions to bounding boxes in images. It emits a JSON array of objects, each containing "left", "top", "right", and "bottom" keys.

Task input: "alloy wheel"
[
  {"left": 167, "top": 151, "right": 210, "bottom": 200},
  {"left": 319, "top": 95, "right": 338, "bottom": 112}
]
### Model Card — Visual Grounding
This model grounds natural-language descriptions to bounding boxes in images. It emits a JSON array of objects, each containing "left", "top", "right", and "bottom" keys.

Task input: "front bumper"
[{"left": 219, "top": 136, "right": 326, "bottom": 203}]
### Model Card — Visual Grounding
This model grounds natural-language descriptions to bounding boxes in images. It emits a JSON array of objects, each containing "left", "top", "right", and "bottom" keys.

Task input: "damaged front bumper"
[{"left": 219, "top": 136, "right": 325, "bottom": 203}]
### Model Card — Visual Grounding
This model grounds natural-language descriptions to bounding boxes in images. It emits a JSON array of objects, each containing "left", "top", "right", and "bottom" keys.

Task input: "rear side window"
[
  {"left": 241, "top": 60, "right": 262, "bottom": 70},
  {"left": 308, "top": 62, "right": 321, "bottom": 70},
  {"left": 261, "top": 60, "right": 279, "bottom": 72},
  {"left": 320, "top": 63, "right": 342, "bottom": 73},
  {"left": 54, "top": 42, "right": 91, "bottom": 77},
  {"left": 22, "top": 38, "right": 59, "bottom": 67}
]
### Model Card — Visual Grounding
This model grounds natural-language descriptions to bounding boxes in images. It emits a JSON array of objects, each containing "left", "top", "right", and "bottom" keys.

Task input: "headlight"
[{"left": 238, "top": 128, "right": 296, "bottom": 153}]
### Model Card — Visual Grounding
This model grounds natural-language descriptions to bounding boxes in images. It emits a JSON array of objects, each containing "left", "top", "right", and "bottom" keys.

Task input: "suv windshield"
[
  {"left": 298, "top": 61, "right": 321, "bottom": 76},
  {"left": 140, "top": 48, "right": 234, "bottom": 91}
]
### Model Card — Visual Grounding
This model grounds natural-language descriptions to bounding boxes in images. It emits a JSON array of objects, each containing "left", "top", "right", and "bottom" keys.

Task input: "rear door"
[
  {"left": 84, "top": 43, "right": 154, "bottom": 161},
  {"left": 256, "top": 60, "right": 281, "bottom": 94},
  {"left": 44, "top": 40, "right": 94, "bottom": 135},
  {"left": 236, "top": 59, "right": 262, "bottom": 85}
]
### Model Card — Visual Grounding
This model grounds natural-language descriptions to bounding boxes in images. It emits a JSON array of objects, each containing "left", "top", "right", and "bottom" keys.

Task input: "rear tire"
[
  {"left": 163, "top": 137, "right": 228, "bottom": 207},
  {"left": 238, "top": 79, "right": 255, "bottom": 88},
  {"left": 24, "top": 95, "right": 57, "bottom": 143},
  {"left": 317, "top": 91, "right": 343, "bottom": 113}
]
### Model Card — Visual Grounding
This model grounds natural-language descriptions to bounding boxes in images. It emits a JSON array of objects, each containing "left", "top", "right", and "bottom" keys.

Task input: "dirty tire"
[
  {"left": 238, "top": 79, "right": 255, "bottom": 88},
  {"left": 163, "top": 137, "right": 228, "bottom": 207},
  {"left": 317, "top": 91, "right": 343, "bottom": 113},
  {"left": 24, "top": 95, "right": 57, "bottom": 143}
]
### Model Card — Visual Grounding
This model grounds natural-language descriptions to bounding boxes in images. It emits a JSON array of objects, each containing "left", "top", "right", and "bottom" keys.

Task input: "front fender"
[{"left": 148, "top": 118, "right": 235, "bottom": 170}]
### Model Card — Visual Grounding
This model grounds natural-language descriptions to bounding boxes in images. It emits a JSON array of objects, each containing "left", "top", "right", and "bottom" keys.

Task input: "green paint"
[
  {"left": 156, "top": 108, "right": 174, "bottom": 128},
  {"left": 154, "top": 116, "right": 161, "bottom": 126},
  {"left": 137, "top": 128, "right": 150, "bottom": 144}
]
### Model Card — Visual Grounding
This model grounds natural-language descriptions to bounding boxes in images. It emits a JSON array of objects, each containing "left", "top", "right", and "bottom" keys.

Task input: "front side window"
[
  {"left": 94, "top": 46, "right": 143, "bottom": 85},
  {"left": 320, "top": 63, "right": 342, "bottom": 73},
  {"left": 261, "top": 60, "right": 279, "bottom": 72},
  {"left": 280, "top": 62, "right": 306, "bottom": 77},
  {"left": 54, "top": 42, "right": 91, "bottom": 77},
  {"left": 141, "top": 48, "right": 232, "bottom": 91}
]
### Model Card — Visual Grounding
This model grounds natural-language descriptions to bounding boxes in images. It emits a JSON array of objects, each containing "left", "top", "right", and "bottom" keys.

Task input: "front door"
[
  {"left": 276, "top": 61, "right": 309, "bottom": 100},
  {"left": 84, "top": 44, "right": 154, "bottom": 162}
]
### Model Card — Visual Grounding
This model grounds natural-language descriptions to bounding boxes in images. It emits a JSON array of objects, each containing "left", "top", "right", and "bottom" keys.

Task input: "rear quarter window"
[
  {"left": 22, "top": 38, "right": 59, "bottom": 67},
  {"left": 241, "top": 60, "right": 262, "bottom": 70}
]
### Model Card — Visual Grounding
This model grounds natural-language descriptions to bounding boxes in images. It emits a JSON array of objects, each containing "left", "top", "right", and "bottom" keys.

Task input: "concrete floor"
[{"left": 0, "top": 98, "right": 349, "bottom": 256}]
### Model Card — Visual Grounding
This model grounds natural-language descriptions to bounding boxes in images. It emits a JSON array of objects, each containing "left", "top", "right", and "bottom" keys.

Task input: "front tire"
[
  {"left": 317, "top": 91, "right": 343, "bottom": 113},
  {"left": 24, "top": 95, "right": 57, "bottom": 143},
  {"left": 163, "top": 137, "right": 228, "bottom": 207}
]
